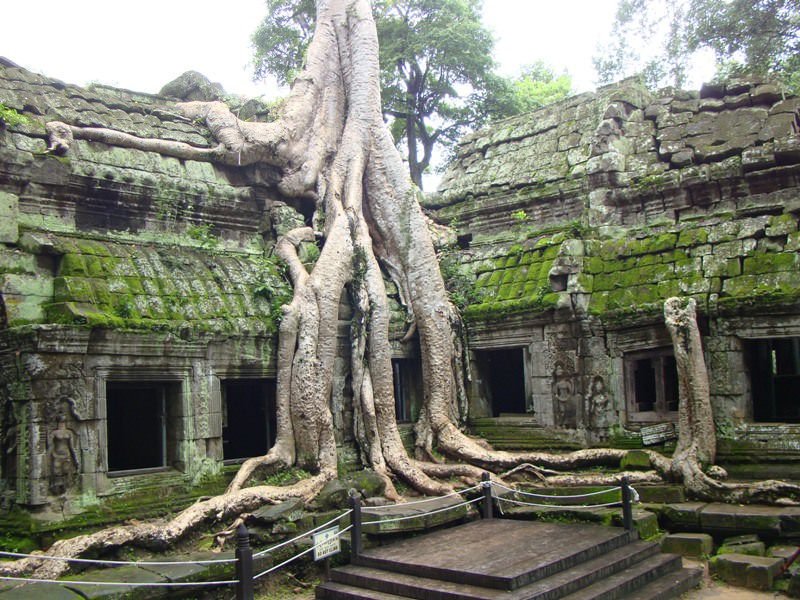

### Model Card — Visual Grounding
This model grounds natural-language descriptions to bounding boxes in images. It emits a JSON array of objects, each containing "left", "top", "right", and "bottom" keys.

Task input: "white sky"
[{"left": 3, "top": 1, "right": 626, "bottom": 100}]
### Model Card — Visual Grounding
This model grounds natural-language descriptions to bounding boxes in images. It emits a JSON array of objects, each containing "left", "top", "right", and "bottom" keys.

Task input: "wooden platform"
[{"left": 317, "top": 519, "right": 701, "bottom": 600}]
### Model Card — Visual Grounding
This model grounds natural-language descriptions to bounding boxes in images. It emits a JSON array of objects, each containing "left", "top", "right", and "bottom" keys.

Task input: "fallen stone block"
[
  {"left": 710, "top": 552, "right": 784, "bottom": 591},
  {"left": 719, "top": 533, "right": 765, "bottom": 557},
  {"left": 660, "top": 532, "right": 713, "bottom": 558}
]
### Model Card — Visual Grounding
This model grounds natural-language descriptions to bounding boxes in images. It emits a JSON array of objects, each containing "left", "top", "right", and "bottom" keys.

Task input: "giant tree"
[{"left": 253, "top": 0, "right": 498, "bottom": 189}]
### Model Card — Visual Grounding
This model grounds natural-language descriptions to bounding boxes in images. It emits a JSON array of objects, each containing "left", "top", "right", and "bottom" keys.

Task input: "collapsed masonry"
[{"left": 0, "top": 58, "right": 798, "bottom": 520}]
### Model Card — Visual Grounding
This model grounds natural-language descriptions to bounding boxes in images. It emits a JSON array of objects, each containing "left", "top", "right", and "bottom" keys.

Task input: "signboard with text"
[
  {"left": 641, "top": 422, "right": 677, "bottom": 446},
  {"left": 313, "top": 526, "right": 341, "bottom": 561}
]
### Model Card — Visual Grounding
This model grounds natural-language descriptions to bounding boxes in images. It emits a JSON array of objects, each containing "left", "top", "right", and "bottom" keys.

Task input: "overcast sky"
[{"left": 3, "top": 1, "right": 626, "bottom": 99}]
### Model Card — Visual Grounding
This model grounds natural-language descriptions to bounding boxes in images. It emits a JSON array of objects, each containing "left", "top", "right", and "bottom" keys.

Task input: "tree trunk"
[{"left": 664, "top": 297, "right": 715, "bottom": 473}]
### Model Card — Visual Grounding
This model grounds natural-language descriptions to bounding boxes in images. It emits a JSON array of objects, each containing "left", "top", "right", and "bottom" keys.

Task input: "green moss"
[
  {"left": 742, "top": 252, "right": 797, "bottom": 275},
  {"left": 677, "top": 228, "right": 708, "bottom": 248},
  {"left": 59, "top": 253, "right": 88, "bottom": 276}
]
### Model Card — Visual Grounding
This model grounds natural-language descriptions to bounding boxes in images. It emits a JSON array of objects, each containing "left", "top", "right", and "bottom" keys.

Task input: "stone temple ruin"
[{"left": 1, "top": 56, "right": 799, "bottom": 522}]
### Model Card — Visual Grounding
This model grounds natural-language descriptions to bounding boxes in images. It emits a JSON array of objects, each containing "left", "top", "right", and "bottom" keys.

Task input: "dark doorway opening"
[
  {"left": 474, "top": 348, "right": 527, "bottom": 416},
  {"left": 392, "top": 359, "right": 423, "bottom": 422},
  {"left": 106, "top": 381, "right": 179, "bottom": 473},
  {"left": 748, "top": 338, "right": 800, "bottom": 423},
  {"left": 624, "top": 349, "right": 679, "bottom": 422},
  {"left": 222, "top": 379, "right": 277, "bottom": 461}
]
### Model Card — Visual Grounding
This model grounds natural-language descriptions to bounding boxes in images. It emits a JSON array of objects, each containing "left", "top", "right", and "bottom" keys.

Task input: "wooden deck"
[{"left": 318, "top": 518, "right": 701, "bottom": 600}]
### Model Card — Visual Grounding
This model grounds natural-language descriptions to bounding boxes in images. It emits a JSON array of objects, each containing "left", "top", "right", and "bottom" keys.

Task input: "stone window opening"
[
  {"left": 473, "top": 348, "right": 528, "bottom": 416},
  {"left": 105, "top": 381, "right": 181, "bottom": 475},
  {"left": 222, "top": 379, "right": 277, "bottom": 462},
  {"left": 747, "top": 337, "right": 800, "bottom": 423},
  {"left": 624, "top": 348, "right": 679, "bottom": 423}
]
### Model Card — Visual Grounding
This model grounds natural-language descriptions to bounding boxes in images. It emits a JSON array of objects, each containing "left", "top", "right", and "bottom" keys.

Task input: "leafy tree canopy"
[
  {"left": 594, "top": 0, "right": 800, "bottom": 90},
  {"left": 486, "top": 61, "right": 573, "bottom": 121},
  {"left": 252, "top": 0, "right": 571, "bottom": 188}
]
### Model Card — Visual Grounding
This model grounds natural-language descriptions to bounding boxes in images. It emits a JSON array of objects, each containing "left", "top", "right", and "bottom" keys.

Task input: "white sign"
[
  {"left": 641, "top": 422, "right": 677, "bottom": 446},
  {"left": 313, "top": 526, "right": 340, "bottom": 561}
]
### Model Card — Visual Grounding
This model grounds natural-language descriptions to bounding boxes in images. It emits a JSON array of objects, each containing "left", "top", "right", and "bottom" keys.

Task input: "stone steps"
[{"left": 316, "top": 519, "right": 701, "bottom": 600}]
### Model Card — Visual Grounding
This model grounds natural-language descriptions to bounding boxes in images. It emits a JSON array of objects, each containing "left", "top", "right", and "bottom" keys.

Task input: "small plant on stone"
[
  {"left": 0, "top": 103, "right": 28, "bottom": 128},
  {"left": 187, "top": 223, "right": 219, "bottom": 249}
]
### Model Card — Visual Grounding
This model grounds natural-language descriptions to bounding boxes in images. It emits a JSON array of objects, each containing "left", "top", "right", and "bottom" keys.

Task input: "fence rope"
[
  {"left": 0, "top": 575, "right": 237, "bottom": 587},
  {"left": 363, "top": 484, "right": 481, "bottom": 511},
  {"left": 492, "top": 482, "right": 622, "bottom": 500},
  {"left": 0, "top": 550, "right": 236, "bottom": 567},
  {"left": 495, "top": 495, "right": 624, "bottom": 509},
  {"left": 361, "top": 497, "right": 481, "bottom": 526},
  {"left": 254, "top": 545, "right": 316, "bottom": 580}
]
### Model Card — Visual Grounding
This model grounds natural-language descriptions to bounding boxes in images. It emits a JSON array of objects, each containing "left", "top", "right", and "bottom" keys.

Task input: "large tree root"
[{"left": 0, "top": 476, "right": 329, "bottom": 580}]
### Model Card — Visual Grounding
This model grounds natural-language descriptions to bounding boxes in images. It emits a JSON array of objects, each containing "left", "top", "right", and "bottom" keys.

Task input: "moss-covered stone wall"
[{"left": 0, "top": 61, "right": 303, "bottom": 518}]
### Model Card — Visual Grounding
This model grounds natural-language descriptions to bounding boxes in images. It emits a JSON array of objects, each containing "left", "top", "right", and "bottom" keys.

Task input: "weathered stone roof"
[
  {"left": 0, "top": 61, "right": 288, "bottom": 334},
  {"left": 433, "top": 77, "right": 800, "bottom": 326}
]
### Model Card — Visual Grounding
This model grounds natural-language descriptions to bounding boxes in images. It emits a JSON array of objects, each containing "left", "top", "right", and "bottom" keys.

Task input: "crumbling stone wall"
[
  {"left": 432, "top": 76, "right": 800, "bottom": 454},
  {"left": 0, "top": 62, "right": 306, "bottom": 516}
]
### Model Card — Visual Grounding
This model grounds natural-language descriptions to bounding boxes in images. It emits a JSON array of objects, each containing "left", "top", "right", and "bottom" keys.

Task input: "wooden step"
[
  {"left": 353, "top": 519, "right": 636, "bottom": 590},
  {"left": 316, "top": 581, "right": 406, "bottom": 600},
  {"left": 327, "top": 565, "right": 507, "bottom": 600},
  {"left": 316, "top": 520, "right": 700, "bottom": 600},
  {"left": 558, "top": 553, "right": 683, "bottom": 600},
  {"left": 620, "top": 566, "right": 703, "bottom": 600},
  {"left": 328, "top": 541, "right": 660, "bottom": 600}
]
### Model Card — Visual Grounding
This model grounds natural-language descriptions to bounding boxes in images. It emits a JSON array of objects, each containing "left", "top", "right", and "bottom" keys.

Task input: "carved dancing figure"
[
  {"left": 48, "top": 416, "right": 79, "bottom": 495},
  {"left": 553, "top": 361, "right": 576, "bottom": 427}
]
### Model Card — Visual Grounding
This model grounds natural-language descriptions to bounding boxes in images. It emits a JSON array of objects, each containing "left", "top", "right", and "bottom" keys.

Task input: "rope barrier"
[
  {"left": 361, "top": 497, "right": 481, "bottom": 526},
  {"left": 495, "top": 496, "right": 623, "bottom": 509},
  {"left": 0, "top": 551, "right": 236, "bottom": 567},
  {"left": 363, "top": 484, "right": 482, "bottom": 511},
  {"left": 492, "top": 482, "right": 622, "bottom": 500},
  {"left": 0, "top": 575, "right": 237, "bottom": 587},
  {"left": 253, "top": 545, "right": 316, "bottom": 580}
]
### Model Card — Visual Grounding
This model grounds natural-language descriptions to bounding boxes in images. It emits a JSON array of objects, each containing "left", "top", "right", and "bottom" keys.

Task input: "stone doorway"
[
  {"left": 392, "top": 358, "right": 423, "bottom": 422},
  {"left": 221, "top": 379, "right": 277, "bottom": 461},
  {"left": 473, "top": 348, "right": 527, "bottom": 416}
]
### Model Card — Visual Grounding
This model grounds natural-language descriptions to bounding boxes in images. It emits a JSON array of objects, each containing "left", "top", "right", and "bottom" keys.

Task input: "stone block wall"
[{"left": 0, "top": 62, "right": 300, "bottom": 517}]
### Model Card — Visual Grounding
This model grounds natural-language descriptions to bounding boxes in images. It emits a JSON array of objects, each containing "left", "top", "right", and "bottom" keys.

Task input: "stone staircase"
[{"left": 317, "top": 519, "right": 701, "bottom": 600}]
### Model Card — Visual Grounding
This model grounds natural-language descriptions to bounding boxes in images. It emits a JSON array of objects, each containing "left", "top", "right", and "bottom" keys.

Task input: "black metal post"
[
  {"left": 621, "top": 476, "right": 634, "bottom": 532},
  {"left": 235, "top": 523, "right": 254, "bottom": 600},
  {"left": 349, "top": 492, "right": 363, "bottom": 560},
  {"left": 481, "top": 472, "right": 493, "bottom": 519}
]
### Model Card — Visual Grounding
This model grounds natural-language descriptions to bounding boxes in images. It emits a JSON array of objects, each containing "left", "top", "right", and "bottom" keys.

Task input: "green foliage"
[
  {"left": 251, "top": 0, "right": 516, "bottom": 189},
  {"left": 251, "top": 255, "right": 294, "bottom": 326},
  {"left": 438, "top": 244, "right": 485, "bottom": 309},
  {"left": 254, "top": 467, "right": 312, "bottom": 487},
  {"left": 0, "top": 103, "right": 28, "bottom": 128},
  {"left": 186, "top": 223, "right": 219, "bottom": 249},
  {"left": 596, "top": 0, "right": 800, "bottom": 90},
  {"left": 486, "top": 62, "right": 573, "bottom": 120},
  {"left": 252, "top": 0, "right": 317, "bottom": 86}
]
